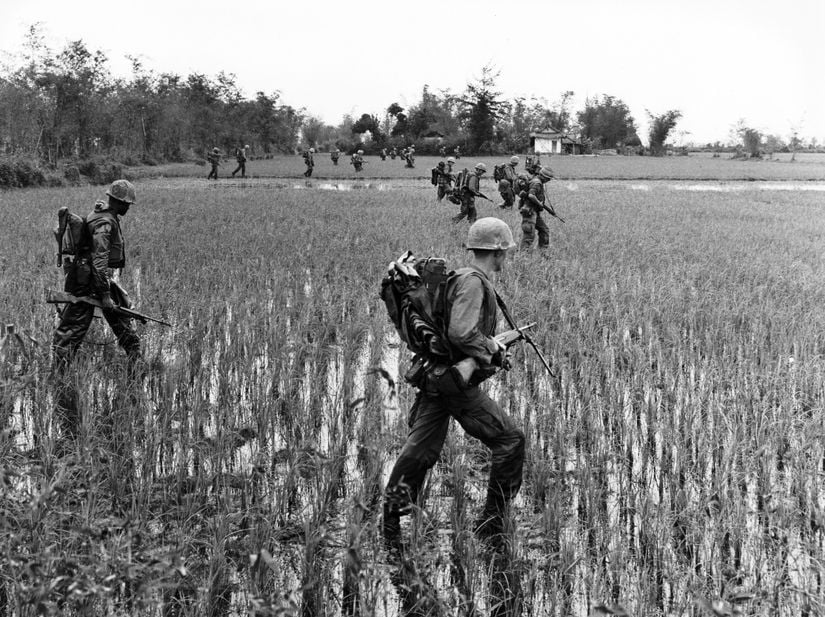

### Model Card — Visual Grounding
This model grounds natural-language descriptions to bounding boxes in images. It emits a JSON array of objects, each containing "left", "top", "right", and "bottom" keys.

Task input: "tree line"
[{"left": 4, "top": 29, "right": 811, "bottom": 168}]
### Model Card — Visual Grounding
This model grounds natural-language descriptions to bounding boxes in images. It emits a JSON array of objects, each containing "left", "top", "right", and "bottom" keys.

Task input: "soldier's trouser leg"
[
  {"left": 467, "top": 203, "right": 478, "bottom": 224},
  {"left": 535, "top": 213, "right": 550, "bottom": 248},
  {"left": 102, "top": 308, "right": 141, "bottom": 363},
  {"left": 437, "top": 185, "right": 447, "bottom": 201},
  {"left": 52, "top": 302, "right": 95, "bottom": 438},
  {"left": 451, "top": 199, "right": 469, "bottom": 223},
  {"left": 520, "top": 209, "right": 537, "bottom": 250}
]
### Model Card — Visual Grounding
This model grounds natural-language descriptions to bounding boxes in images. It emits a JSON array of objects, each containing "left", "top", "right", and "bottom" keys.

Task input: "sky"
[{"left": 1, "top": 0, "right": 823, "bottom": 146}]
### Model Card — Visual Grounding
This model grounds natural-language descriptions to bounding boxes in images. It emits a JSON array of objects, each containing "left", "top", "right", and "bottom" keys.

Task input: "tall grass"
[{"left": 1, "top": 180, "right": 824, "bottom": 615}]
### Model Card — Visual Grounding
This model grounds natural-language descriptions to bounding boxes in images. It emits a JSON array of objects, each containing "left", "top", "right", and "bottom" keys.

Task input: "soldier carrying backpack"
[
  {"left": 51, "top": 180, "right": 143, "bottom": 439},
  {"left": 381, "top": 218, "right": 530, "bottom": 551}
]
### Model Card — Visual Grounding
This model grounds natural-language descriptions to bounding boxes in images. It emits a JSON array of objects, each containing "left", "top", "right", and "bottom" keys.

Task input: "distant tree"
[
  {"left": 647, "top": 109, "right": 682, "bottom": 156},
  {"left": 352, "top": 113, "right": 382, "bottom": 136},
  {"left": 460, "top": 64, "right": 509, "bottom": 154},
  {"left": 577, "top": 94, "right": 637, "bottom": 150},
  {"left": 386, "top": 103, "right": 408, "bottom": 137}
]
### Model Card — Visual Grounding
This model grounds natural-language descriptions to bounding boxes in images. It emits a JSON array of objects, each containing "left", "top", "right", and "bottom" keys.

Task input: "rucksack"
[
  {"left": 54, "top": 206, "right": 90, "bottom": 264},
  {"left": 493, "top": 164, "right": 506, "bottom": 183},
  {"left": 380, "top": 251, "right": 456, "bottom": 361},
  {"left": 430, "top": 168, "right": 439, "bottom": 186}
]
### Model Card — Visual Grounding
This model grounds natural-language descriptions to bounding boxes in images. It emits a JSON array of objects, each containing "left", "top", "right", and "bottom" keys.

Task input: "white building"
[{"left": 530, "top": 130, "right": 583, "bottom": 155}]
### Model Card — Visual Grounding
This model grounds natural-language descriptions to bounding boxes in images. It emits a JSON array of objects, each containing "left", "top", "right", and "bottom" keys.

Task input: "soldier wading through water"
[
  {"left": 52, "top": 180, "right": 142, "bottom": 439},
  {"left": 383, "top": 217, "right": 526, "bottom": 549}
]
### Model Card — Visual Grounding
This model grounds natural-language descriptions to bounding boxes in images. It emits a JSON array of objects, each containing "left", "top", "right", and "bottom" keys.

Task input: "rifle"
[
  {"left": 452, "top": 323, "right": 537, "bottom": 385},
  {"left": 45, "top": 289, "right": 172, "bottom": 327},
  {"left": 494, "top": 291, "right": 556, "bottom": 379},
  {"left": 474, "top": 190, "right": 492, "bottom": 202},
  {"left": 541, "top": 201, "right": 566, "bottom": 224},
  {"left": 55, "top": 206, "right": 69, "bottom": 267}
]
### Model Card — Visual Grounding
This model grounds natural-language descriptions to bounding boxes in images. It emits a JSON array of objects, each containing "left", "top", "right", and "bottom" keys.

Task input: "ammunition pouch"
[{"left": 64, "top": 257, "right": 91, "bottom": 293}]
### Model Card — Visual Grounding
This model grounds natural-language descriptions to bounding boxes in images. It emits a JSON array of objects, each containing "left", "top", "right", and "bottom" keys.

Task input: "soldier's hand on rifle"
[
  {"left": 99, "top": 292, "right": 116, "bottom": 310},
  {"left": 491, "top": 339, "right": 512, "bottom": 371}
]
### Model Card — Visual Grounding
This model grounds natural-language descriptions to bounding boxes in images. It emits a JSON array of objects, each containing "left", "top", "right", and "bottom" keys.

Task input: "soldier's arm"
[
  {"left": 447, "top": 276, "right": 499, "bottom": 364},
  {"left": 527, "top": 183, "right": 543, "bottom": 207},
  {"left": 90, "top": 219, "right": 114, "bottom": 296}
]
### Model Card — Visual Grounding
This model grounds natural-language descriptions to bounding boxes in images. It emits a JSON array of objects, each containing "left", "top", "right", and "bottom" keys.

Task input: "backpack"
[
  {"left": 380, "top": 251, "right": 456, "bottom": 362},
  {"left": 430, "top": 168, "right": 439, "bottom": 186},
  {"left": 493, "top": 164, "right": 506, "bottom": 183},
  {"left": 54, "top": 206, "right": 90, "bottom": 264}
]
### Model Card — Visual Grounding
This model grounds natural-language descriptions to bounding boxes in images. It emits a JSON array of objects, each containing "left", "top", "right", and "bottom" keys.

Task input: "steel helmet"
[
  {"left": 437, "top": 161, "right": 445, "bottom": 168},
  {"left": 212, "top": 147, "right": 219, "bottom": 153},
  {"left": 447, "top": 156, "right": 456, "bottom": 163},
  {"left": 466, "top": 218, "right": 515, "bottom": 251},
  {"left": 244, "top": 144, "right": 250, "bottom": 148},
  {"left": 106, "top": 179, "right": 137, "bottom": 204},
  {"left": 309, "top": 147, "right": 315, "bottom": 153},
  {"left": 509, "top": 155, "right": 520, "bottom": 165},
  {"left": 474, "top": 162, "right": 487, "bottom": 173},
  {"left": 536, "top": 166, "right": 554, "bottom": 181}
]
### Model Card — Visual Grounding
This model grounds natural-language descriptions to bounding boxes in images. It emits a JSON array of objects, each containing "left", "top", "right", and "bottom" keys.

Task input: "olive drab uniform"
[
  {"left": 351, "top": 152, "right": 364, "bottom": 172},
  {"left": 231, "top": 146, "right": 247, "bottom": 178},
  {"left": 52, "top": 197, "right": 141, "bottom": 436},
  {"left": 207, "top": 149, "right": 220, "bottom": 179},
  {"left": 498, "top": 162, "right": 518, "bottom": 209},
  {"left": 519, "top": 175, "right": 550, "bottom": 249},
  {"left": 331, "top": 149, "right": 340, "bottom": 165},
  {"left": 303, "top": 150, "right": 314, "bottom": 177},
  {"left": 384, "top": 266, "right": 526, "bottom": 541},
  {"left": 452, "top": 171, "right": 483, "bottom": 224},
  {"left": 434, "top": 164, "right": 454, "bottom": 201}
]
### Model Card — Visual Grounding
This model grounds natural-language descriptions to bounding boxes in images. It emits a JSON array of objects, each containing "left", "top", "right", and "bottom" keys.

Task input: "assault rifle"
[
  {"left": 541, "top": 200, "right": 566, "bottom": 224},
  {"left": 474, "top": 190, "right": 492, "bottom": 202},
  {"left": 494, "top": 291, "right": 556, "bottom": 378},
  {"left": 452, "top": 323, "right": 536, "bottom": 386},
  {"left": 46, "top": 289, "right": 172, "bottom": 327}
]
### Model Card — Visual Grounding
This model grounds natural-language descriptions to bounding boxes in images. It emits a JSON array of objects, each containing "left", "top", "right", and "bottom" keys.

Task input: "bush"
[
  {"left": 0, "top": 158, "right": 55, "bottom": 189},
  {"left": 76, "top": 158, "right": 125, "bottom": 185}
]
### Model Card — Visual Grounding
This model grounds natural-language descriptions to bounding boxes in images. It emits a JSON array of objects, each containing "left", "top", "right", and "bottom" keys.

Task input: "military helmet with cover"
[
  {"left": 466, "top": 217, "right": 515, "bottom": 251},
  {"left": 106, "top": 179, "right": 137, "bottom": 204},
  {"left": 509, "top": 155, "right": 520, "bottom": 165},
  {"left": 447, "top": 156, "right": 456, "bottom": 163},
  {"left": 536, "top": 166, "right": 554, "bottom": 182},
  {"left": 474, "top": 162, "right": 487, "bottom": 173}
]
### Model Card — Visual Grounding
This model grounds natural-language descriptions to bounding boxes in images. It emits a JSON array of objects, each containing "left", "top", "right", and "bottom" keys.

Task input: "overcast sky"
[{"left": 2, "top": 0, "right": 823, "bottom": 145}]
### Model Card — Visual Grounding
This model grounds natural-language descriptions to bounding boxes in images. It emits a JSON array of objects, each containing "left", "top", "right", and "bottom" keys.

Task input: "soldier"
[
  {"left": 518, "top": 166, "right": 553, "bottom": 250},
  {"left": 331, "top": 148, "right": 340, "bottom": 166},
  {"left": 52, "top": 180, "right": 142, "bottom": 438},
  {"left": 454, "top": 145, "right": 462, "bottom": 159},
  {"left": 231, "top": 144, "right": 248, "bottom": 178},
  {"left": 351, "top": 149, "right": 365, "bottom": 172},
  {"left": 497, "top": 155, "right": 520, "bottom": 209},
  {"left": 452, "top": 162, "right": 487, "bottom": 224},
  {"left": 446, "top": 156, "right": 456, "bottom": 174},
  {"left": 380, "top": 148, "right": 387, "bottom": 161},
  {"left": 525, "top": 153, "right": 542, "bottom": 175},
  {"left": 432, "top": 160, "right": 454, "bottom": 201},
  {"left": 383, "top": 217, "right": 525, "bottom": 549},
  {"left": 439, "top": 145, "right": 447, "bottom": 157},
  {"left": 389, "top": 146, "right": 397, "bottom": 160},
  {"left": 206, "top": 147, "right": 220, "bottom": 180},
  {"left": 303, "top": 148, "right": 315, "bottom": 177},
  {"left": 405, "top": 146, "right": 416, "bottom": 168}
]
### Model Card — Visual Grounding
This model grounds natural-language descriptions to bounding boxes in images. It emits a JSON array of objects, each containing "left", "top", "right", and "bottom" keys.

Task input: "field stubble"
[{"left": 1, "top": 179, "right": 825, "bottom": 616}]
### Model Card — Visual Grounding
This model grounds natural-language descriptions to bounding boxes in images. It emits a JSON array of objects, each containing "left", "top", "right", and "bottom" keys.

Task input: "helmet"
[
  {"left": 509, "top": 155, "right": 520, "bottom": 165},
  {"left": 466, "top": 217, "right": 515, "bottom": 251},
  {"left": 357, "top": 149, "right": 364, "bottom": 154},
  {"left": 437, "top": 161, "right": 445, "bottom": 168},
  {"left": 244, "top": 144, "right": 250, "bottom": 148},
  {"left": 536, "top": 166, "right": 554, "bottom": 181},
  {"left": 309, "top": 148, "right": 315, "bottom": 153},
  {"left": 474, "top": 162, "right": 487, "bottom": 173},
  {"left": 106, "top": 179, "right": 137, "bottom": 204},
  {"left": 212, "top": 147, "right": 219, "bottom": 153},
  {"left": 447, "top": 156, "right": 456, "bottom": 163}
]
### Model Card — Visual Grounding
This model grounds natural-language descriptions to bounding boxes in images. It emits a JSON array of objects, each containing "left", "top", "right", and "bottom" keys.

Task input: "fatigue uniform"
[
  {"left": 231, "top": 148, "right": 247, "bottom": 178},
  {"left": 384, "top": 266, "right": 525, "bottom": 530},
  {"left": 351, "top": 154, "right": 364, "bottom": 172},
  {"left": 498, "top": 163, "right": 518, "bottom": 208},
  {"left": 519, "top": 177, "right": 550, "bottom": 249},
  {"left": 52, "top": 200, "right": 141, "bottom": 435},
  {"left": 207, "top": 152, "right": 219, "bottom": 179},
  {"left": 303, "top": 151, "right": 314, "bottom": 177},
  {"left": 452, "top": 173, "right": 481, "bottom": 224},
  {"left": 331, "top": 151, "right": 340, "bottom": 165},
  {"left": 435, "top": 167, "right": 454, "bottom": 201},
  {"left": 405, "top": 150, "right": 415, "bottom": 168}
]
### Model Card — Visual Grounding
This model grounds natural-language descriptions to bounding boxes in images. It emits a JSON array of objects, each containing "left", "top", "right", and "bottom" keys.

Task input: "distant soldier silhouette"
[
  {"left": 303, "top": 148, "right": 315, "bottom": 177},
  {"left": 207, "top": 147, "right": 220, "bottom": 180},
  {"left": 331, "top": 148, "right": 340, "bottom": 165},
  {"left": 231, "top": 144, "right": 248, "bottom": 178}
]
